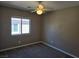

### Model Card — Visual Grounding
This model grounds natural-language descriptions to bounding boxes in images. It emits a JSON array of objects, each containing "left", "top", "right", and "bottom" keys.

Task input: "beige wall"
[
  {"left": 1, "top": 5, "right": 79, "bottom": 57},
  {"left": 43, "top": 6, "right": 79, "bottom": 57},
  {"left": 0, "top": 7, "right": 2, "bottom": 49},
  {"left": 0, "top": 6, "right": 42, "bottom": 49}
]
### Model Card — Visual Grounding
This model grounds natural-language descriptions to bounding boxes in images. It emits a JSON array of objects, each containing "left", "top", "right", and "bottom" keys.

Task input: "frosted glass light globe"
[{"left": 36, "top": 10, "right": 43, "bottom": 15}]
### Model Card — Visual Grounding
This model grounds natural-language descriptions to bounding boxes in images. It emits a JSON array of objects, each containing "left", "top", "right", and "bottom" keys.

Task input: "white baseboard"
[
  {"left": 41, "top": 41, "right": 78, "bottom": 58},
  {"left": 0, "top": 41, "right": 42, "bottom": 52},
  {"left": 0, "top": 41, "right": 78, "bottom": 58}
]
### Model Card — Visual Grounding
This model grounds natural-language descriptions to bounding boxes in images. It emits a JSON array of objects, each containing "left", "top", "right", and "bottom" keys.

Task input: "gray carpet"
[{"left": 0, "top": 43, "right": 73, "bottom": 58}]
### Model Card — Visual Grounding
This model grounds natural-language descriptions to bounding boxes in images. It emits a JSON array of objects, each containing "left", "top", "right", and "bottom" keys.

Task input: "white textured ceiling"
[{"left": 0, "top": 1, "right": 79, "bottom": 11}]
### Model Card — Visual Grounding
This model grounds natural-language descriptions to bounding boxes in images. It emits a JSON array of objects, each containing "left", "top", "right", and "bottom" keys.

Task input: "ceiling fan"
[{"left": 27, "top": 1, "right": 51, "bottom": 15}]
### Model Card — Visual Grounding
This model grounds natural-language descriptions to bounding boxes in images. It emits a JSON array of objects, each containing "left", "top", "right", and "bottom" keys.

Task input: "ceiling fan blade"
[{"left": 31, "top": 10, "right": 36, "bottom": 12}]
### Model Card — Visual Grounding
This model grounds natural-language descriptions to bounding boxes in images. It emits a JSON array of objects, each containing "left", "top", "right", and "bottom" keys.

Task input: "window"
[
  {"left": 22, "top": 19, "right": 30, "bottom": 34},
  {"left": 11, "top": 17, "right": 30, "bottom": 35}
]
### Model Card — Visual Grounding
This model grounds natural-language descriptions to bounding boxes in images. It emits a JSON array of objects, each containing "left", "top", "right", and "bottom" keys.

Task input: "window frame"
[
  {"left": 22, "top": 18, "right": 31, "bottom": 34},
  {"left": 11, "top": 17, "right": 31, "bottom": 35}
]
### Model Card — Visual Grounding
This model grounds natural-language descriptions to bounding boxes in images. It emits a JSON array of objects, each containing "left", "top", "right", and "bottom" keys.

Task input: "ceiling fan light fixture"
[
  {"left": 36, "top": 10, "right": 43, "bottom": 15},
  {"left": 38, "top": 4, "right": 44, "bottom": 9},
  {"left": 35, "top": 2, "right": 46, "bottom": 15}
]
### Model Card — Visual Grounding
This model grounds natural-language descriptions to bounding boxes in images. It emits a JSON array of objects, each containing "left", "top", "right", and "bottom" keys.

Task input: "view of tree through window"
[{"left": 11, "top": 17, "right": 30, "bottom": 35}]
